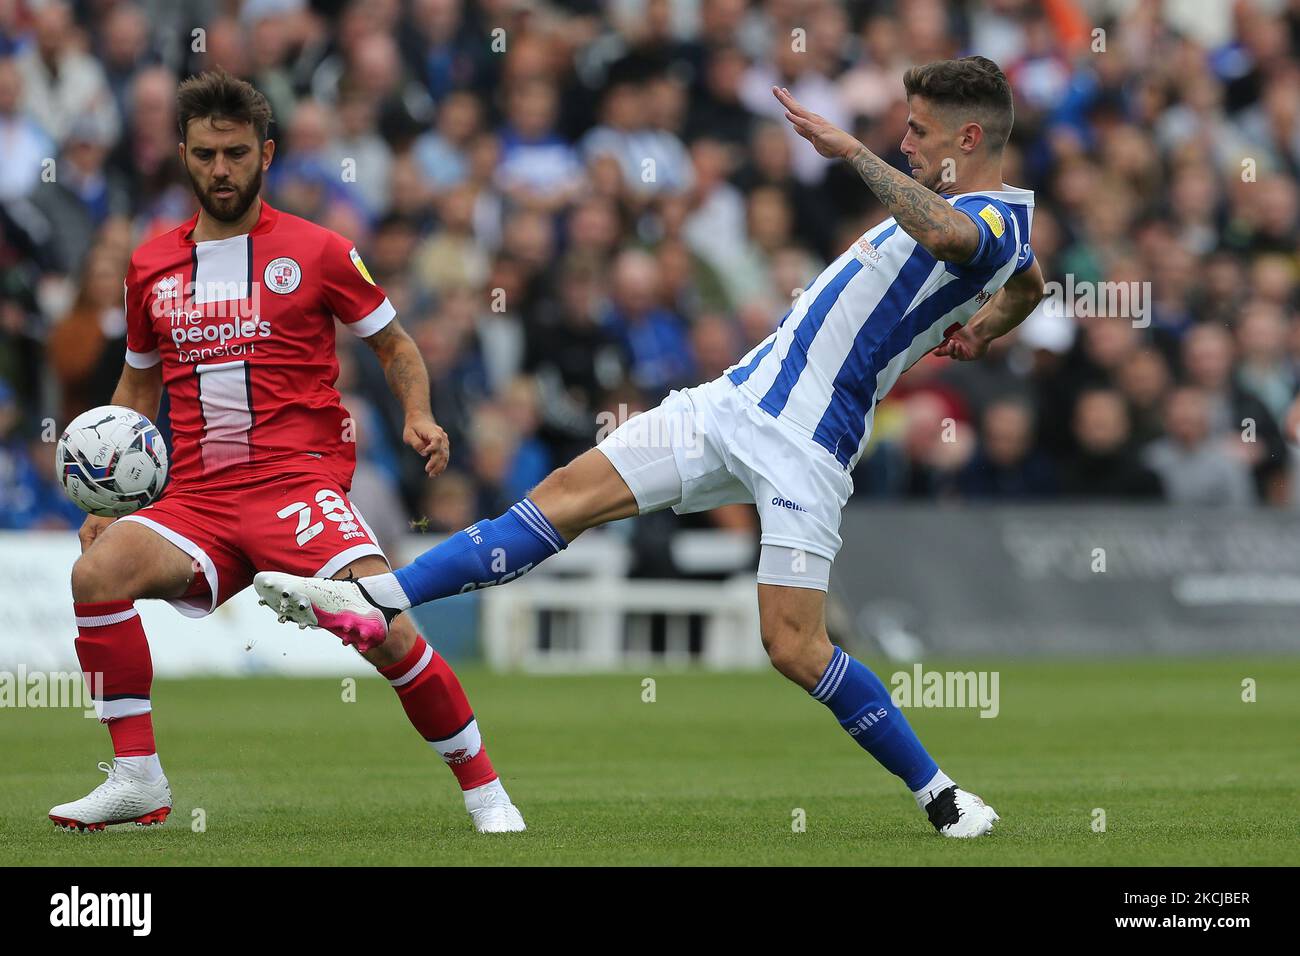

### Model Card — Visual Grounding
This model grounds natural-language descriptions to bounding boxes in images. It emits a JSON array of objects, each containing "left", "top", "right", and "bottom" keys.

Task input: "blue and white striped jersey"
[{"left": 727, "top": 185, "right": 1035, "bottom": 470}]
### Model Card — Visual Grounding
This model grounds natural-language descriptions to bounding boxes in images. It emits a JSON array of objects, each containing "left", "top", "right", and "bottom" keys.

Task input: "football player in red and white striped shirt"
[{"left": 49, "top": 70, "right": 524, "bottom": 834}]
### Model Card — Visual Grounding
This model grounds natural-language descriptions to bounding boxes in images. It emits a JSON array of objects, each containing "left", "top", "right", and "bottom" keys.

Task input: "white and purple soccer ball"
[{"left": 55, "top": 405, "right": 169, "bottom": 517}]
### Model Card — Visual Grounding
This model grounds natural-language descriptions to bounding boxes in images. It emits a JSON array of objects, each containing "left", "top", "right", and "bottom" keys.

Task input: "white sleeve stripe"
[
  {"left": 347, "top": 298, "right": 396, "bottom": 337},
  {"left": 125, "top": 348, "right": 161, "bottom": 369}
]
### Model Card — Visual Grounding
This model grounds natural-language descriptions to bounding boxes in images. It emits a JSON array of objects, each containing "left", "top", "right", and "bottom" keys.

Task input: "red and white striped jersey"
[{"left": 123, "top": 201, "right": 393, "bottom": 491}]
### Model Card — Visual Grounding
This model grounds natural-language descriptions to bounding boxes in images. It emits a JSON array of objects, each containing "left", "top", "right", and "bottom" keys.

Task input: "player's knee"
[
  {"left": 761, "top": 621, "right": 829, "bottom": 687},
  {"left": 762, "top": 634, "right": 800, "bottom": 681},
  {"left": 530, "top": 464, "right": 585, "bottom": 535},
  {"left": 70, "top": 551, "right": 130, "bottom": 603},
  {"left": 535, "top": 463, "right": 578, "bottom": 505},
  {"left": 760, "top": 627, "right": 801, "bottom": 677}
]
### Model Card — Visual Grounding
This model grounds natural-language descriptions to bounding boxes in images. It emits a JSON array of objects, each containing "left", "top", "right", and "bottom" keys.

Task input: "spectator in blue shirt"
[{"left": 601, "top": 249, "right": 695, "bottom": 399}]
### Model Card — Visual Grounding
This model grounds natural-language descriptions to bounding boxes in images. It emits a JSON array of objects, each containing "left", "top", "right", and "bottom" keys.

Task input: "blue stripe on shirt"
[
  {"left": 756, "top": 258, "right": 862, "bottom": 417},
  {"left": 810, "top": 246, "right": 942, "bottom": 465},
  {"left": 728, "top": 335, "right": 777, "bottom": 386},
  {"left": 755, "top": 224, "right": 899, "bottom": 417}
]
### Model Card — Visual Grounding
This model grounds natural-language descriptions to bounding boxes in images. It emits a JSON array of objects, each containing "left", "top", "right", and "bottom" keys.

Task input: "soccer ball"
[{"left": 55, "top": 405, "right": 169, "bottom": 517}]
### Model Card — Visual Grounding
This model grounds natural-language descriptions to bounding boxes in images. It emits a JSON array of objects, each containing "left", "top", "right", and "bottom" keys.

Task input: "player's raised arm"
[
  {"left": 935, "top": 256, "right": 1045, "bottom": 361},
  {"left": 773, "top": 86, "right": 979, "bottom": 263},
  {"left": 361, "top": 319, "right": 449, "bottom": 478}
]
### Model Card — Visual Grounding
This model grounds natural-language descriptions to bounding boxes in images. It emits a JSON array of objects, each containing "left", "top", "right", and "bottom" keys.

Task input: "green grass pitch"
[{"left": 1, "top": 658, "right": 1295, "bottom": 866}]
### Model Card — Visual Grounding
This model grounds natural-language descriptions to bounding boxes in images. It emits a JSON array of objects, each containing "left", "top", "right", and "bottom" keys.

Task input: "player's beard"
[
  {"left": 909, "top": 161, "right": 943, "bottom": 194},
  {"left": 191, "top": 164, "right": 263, "bottom": 223}
]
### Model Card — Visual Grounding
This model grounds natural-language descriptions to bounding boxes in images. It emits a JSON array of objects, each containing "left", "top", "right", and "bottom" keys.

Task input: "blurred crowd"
[{"left": 3, "top": 0, "right": 1300, "bottom": 543}]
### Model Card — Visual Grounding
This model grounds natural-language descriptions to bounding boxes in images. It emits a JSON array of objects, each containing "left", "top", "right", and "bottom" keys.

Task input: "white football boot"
[
  {"left": 49, "top": 761, "right": 172, "bottom": 832},
  {"left": 464, "top": 779, "right": 527, "bottom": 833},
  {"left": 254, "top": 571, "right": 390, "bottom": 651},
  {"left": 925, "top": 785, "right": 999, "bottom": 838}
]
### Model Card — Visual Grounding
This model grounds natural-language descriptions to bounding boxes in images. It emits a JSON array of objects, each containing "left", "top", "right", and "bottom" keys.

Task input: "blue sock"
[
  {"left": 810, "top": 646, "right": 939, "bottom": 791},
  {"left": 393, "top": 498, "right": 566, "bottom": 605}
]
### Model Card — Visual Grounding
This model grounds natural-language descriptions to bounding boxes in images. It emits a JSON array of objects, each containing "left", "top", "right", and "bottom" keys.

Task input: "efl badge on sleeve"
[
  {"left": 978, "top": 204, "right": 1006, "bottom": 238},
  {"left": 349, "top": 247, "right": 376, "bottom": 285}
]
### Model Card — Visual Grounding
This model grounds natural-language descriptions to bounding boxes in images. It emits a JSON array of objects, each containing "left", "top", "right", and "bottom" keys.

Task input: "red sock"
[
  {"left": 378, "top": 636, "right": 497, "bottom": 790},
  {"left": 73, "top": 600, "right": 156, "bottom": 757}
]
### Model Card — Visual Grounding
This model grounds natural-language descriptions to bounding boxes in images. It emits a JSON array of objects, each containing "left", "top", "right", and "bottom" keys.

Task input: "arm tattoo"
[
  {"left": 848, "top": 146, "right": 972, "bottom": 258},
  {"left": 366, "top": 322, "right": 431, "bottom": 417},
  {"left": 385, "top": 347, "right": 430, "bottom": 418}
]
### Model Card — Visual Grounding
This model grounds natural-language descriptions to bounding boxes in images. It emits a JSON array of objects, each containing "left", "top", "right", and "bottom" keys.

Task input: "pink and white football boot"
[{"left": 253, "top": 571, "right": 391, "bottom": 651}]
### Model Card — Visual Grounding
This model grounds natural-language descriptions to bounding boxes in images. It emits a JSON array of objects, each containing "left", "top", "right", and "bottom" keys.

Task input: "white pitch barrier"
[
  {"left": 478, "top": 528, "right": 766, "bottom": 671},
  {"left": 481, "top": 576, "right": 765, "bottom": 671}
]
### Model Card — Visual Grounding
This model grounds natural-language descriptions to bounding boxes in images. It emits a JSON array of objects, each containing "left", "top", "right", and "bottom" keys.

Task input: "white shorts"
[{"left": 595, "top": 376, "right": 853, "bottom": 590}]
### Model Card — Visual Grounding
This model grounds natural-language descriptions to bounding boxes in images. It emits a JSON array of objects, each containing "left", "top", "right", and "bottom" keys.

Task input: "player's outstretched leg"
[
  {"left": 758, "top": 578, "right": 999, "bottom": 838},
  {"left": 253, "top": 449, "right": 638, "bottom": 644},
  {"left": 51, "top": 521, "right": 191, "bottom": 831},
  {"left": 251, "top": 494, "right": 563, "bottom": 649}
]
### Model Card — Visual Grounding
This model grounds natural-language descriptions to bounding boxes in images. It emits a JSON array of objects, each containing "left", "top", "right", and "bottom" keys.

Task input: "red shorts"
[{"left": 121, "top": 470, "right": 387, "bottom": 618}]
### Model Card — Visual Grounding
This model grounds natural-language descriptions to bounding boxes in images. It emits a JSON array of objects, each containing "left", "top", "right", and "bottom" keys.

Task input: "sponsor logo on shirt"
[
  {"left": 851, "top": 236, "right": 883, "bottom": 268},
  {"left": 147, "top": 276, "right": 272, "bottom": 363},
  {"left": 169, "top": 316, "right": 271, "bottom": 349},
  {"left": 153, "top": 275, "right": 179, "bottom": 300},
  {"left": 151, "top": 277, "right": 260, "bottom": 320}
]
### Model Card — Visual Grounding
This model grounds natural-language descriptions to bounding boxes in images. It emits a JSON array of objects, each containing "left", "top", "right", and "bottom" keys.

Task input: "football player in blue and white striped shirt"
[{"left": 256, "top": 56, "right": 1046, "bottom": 839}]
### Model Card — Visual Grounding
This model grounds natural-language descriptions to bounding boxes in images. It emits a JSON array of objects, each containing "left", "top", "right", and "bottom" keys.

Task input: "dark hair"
[
  {"left": 902, "top": 56, "right": 1013, "bottom": 151},
  {"left": 176, "top": 68, "right": 273, "bottom": 144}
]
